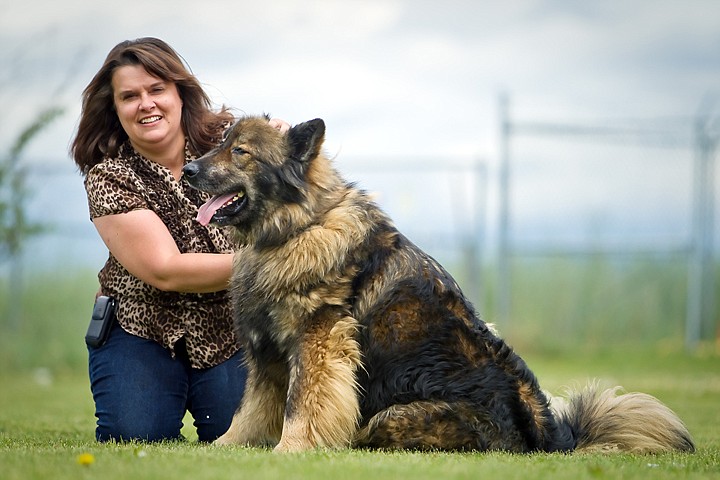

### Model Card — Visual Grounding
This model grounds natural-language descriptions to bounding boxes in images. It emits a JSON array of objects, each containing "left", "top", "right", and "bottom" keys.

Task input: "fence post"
[
  {"left": 466, "top": 158, "right": 487, "bottom": 311},
  {"left": 686, "top": 110, "right": 718, "bottom": 349},
  {"left": 497, "top": 93, "right": 512, "bottom": 326}
]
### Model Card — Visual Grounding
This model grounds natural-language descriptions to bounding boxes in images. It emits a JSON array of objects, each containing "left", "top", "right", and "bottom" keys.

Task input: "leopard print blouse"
[{"left": 85, "top": 140, "right": 239, "bottom": 369}]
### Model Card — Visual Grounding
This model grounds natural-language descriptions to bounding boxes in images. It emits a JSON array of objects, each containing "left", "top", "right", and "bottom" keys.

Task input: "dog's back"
[{"left": 336, "top": 206, "right": 570, "bottom": 451}]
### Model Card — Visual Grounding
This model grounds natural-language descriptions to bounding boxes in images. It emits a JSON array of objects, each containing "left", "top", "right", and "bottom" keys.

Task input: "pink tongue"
[{"left": 196, "top": 193, "right": 237, "bottom": 226}]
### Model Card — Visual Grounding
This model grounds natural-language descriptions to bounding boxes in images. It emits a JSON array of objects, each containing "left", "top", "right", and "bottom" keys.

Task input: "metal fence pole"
[
  {"left": 686, "top": 111, "right": 718, "bottom": 349},
  {"left": 466, "top": 158, "right": 487, "bottom": 312},
  {"left": 497, "top": 93, "right": 511, "bottom": 326}
]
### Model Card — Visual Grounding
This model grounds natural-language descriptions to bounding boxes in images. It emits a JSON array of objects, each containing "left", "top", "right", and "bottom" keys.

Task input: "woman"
[{"left": 71, "top": 37, "right": 287, "bottom": 442}]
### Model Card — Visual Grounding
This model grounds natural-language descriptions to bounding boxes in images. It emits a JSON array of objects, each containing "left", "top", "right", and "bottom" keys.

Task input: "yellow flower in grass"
[{"left": 77, "top": 452, "right": 95, "bottom": 466}]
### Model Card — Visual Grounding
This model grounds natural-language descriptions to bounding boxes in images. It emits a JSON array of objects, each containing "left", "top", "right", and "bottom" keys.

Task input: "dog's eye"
[{"left": 232, "top": 147, "right": 248, "bottom": 156}]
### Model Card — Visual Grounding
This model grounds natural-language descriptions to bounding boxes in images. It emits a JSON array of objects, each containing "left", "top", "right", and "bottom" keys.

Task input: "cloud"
[
  {"left": 2, "top": 0, "right": 719, "bottom": 153},
  {"left": 1, "top": 0, "right": 719, "bottom": 273}
]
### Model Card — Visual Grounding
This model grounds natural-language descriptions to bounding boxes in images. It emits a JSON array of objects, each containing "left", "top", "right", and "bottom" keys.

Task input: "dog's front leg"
[
  {"left": 274, "top": 310, "right": 362, "bottom": 452},
  {"left": 216, "top": 358, "right": 288, "bottom": 447}
]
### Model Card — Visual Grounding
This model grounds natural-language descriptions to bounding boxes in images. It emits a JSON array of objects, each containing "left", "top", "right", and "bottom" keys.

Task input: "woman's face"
[{"left": 111, "top": 64, "right": 184, "bottom": 158}]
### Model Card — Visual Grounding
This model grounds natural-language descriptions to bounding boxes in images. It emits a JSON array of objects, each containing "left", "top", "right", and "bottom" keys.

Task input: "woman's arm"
[{"left": 93, "top": 209, "right": 233, "bottom": 293}]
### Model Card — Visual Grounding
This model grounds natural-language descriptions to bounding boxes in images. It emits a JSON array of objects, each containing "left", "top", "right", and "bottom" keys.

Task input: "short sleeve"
[{"left": 85, "top": 160, "right": 149, "bottom": 219}]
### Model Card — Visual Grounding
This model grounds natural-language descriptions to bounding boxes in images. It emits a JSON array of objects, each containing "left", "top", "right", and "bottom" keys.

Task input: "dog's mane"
[
  {"left": 236, "top": 153, "right": 384, "bottom": 296},
  {"left": 244, "top": 152, "right": 352, "bottom": 246}
]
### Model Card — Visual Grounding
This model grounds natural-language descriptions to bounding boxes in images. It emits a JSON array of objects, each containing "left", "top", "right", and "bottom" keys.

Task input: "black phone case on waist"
[{"left": 85, "top": 296, "right": 116, "bottom": 348}]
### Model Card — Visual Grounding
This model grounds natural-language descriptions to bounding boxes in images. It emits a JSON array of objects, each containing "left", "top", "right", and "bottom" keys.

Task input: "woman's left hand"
[{"left": 269, "top": 118, "right": 291, "bottom": 134}]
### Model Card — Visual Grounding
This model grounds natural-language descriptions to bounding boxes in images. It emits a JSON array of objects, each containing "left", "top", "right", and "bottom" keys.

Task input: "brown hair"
[{"left": 71, "top": 37, "right": 234, "bottom": 174}]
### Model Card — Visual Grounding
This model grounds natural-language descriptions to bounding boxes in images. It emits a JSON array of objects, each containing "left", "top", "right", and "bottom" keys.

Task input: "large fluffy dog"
[{"left": 182, "top": 116, "right": 694, "bottom": 454}]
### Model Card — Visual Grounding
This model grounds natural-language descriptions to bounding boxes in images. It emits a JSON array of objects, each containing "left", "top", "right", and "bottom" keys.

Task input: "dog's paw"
[
  {"left": 273, "top": 437, "right": 312, "bottom": 453},
  {"left": 214, "top": 432, "right": 236, "bottom": 446}
]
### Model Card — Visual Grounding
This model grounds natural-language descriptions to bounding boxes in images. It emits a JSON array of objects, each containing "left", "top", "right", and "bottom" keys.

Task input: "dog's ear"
[
  {"left": 274, "top": 119, "right": 325, "bottom": 202},
  {"left": 287, "top": 118, "right": 325, "bottom": 164}
]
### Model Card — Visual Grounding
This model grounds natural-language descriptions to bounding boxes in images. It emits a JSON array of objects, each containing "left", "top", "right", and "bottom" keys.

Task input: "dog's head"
[{"left": 183, "top": 115, "right": 326, "bottom": 243}]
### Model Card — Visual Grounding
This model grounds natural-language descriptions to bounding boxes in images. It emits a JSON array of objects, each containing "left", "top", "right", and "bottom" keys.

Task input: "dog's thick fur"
[{"left": 183, "top": 116, "right": 695, "bottom": 454}]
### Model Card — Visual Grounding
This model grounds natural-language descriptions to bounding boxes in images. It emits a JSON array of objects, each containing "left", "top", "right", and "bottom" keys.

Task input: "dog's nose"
[{"left": 182, "top": 162, "right": 199, "bottom": 178}]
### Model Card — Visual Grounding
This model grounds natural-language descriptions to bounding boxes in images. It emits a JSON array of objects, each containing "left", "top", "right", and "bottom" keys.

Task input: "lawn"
[
  {"left": 1, "top": 347, "right": 718, "bottom": 480},
  {"left": 1, "top": 267, "right": 719, "bottom": 479}
]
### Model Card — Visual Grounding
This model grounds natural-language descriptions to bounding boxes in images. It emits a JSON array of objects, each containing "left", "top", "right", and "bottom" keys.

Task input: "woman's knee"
[
  {"left": 189, "top": 353, "right": 247, "bottom": 442},
  {"left": 95, "top": 414, "right": 183, "bottom": 443},
  {"left": 89, "top": 325, "right": 187, "bottom": 443}
]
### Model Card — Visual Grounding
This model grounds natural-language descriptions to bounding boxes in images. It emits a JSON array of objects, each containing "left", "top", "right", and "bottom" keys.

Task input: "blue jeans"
[{"left": 88, "top": 323, "right": 246, "bottom": 442}]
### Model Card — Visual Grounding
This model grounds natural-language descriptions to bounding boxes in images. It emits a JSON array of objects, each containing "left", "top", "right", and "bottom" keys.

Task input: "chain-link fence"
[
  {"left": 3, "top": 99, "right": 718, "bottom": 350},
  {"left": 497, "top": 94, "right": 718, "bottom": 349}
]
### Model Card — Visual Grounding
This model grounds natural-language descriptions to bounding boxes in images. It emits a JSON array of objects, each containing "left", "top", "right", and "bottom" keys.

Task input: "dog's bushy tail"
[{"left": 549, "top": 382, "right": 695, "bottom": 453}]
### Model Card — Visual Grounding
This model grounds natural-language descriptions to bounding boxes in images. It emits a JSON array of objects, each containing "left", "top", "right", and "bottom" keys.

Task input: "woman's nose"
[{"left": 139, "top": 94, "right": 155, "bottom": 111}]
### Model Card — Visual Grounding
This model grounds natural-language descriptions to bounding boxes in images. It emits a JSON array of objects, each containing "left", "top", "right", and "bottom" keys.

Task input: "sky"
[{"left": 1, "top": 0, "right": 719, "bottom": 270}]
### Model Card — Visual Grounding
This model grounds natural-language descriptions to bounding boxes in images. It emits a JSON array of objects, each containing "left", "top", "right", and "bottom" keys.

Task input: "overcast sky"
[
  {"left": 2, "top": 0, "right": 719, "bottom": 160},
  {"left": 1, "top": 0, "right": 719, "bottom": 269}
]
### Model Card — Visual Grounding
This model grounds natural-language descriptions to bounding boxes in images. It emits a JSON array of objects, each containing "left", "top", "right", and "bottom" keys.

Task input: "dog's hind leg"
[
  {"left": 215, "top": 358, "right": 288, "bottom": 447},
  {"left": 274, "top": 310, "right": 362, "bottom": 452},
  {"left": 353, "top": 400, "right": 528, "bottom": 452}
]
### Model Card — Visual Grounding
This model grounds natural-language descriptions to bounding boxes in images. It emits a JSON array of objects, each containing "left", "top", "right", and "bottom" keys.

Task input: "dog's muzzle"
[{"left": 182, "top": 162, "right": 201, "bottom": 181}]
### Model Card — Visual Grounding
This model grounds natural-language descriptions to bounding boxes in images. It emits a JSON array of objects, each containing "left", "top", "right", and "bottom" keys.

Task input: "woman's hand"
[{"left": 269, "top": 118, "right": 291, "bottom": 134}]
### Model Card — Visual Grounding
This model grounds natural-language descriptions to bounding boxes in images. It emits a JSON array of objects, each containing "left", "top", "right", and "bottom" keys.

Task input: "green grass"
[
  {"left": 503, "top": 255, "right": 694, "bottom": 351},
  {"left": 1, "top": 265, "right": 719, "bottom": 479},
  {"left": 0, "top": 268, "right": 99, "bottom": 373},
  {"left": 1, "top": 349, "right": 718, "bottom": 480}
]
